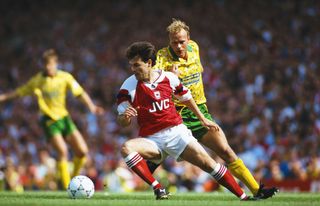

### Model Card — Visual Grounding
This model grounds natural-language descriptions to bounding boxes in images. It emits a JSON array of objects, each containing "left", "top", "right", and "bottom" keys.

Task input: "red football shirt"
[{"left": 117, "top": 70, "right": 191, "bottom": 137}]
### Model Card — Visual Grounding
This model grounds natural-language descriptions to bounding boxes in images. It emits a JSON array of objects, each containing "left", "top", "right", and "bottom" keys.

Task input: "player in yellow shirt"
[
  {"left": 150, "top": 19, "right": 278, "bottom": 199},
  {"left": 0, "top": 49, "right": 104, "bottom": 189}
]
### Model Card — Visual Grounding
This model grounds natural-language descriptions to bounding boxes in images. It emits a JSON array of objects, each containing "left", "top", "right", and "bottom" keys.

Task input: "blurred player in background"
[
  {"left": 0, "top": 49, "right": 104, "bottom": 189},
  {"left": 150, "top": 19, "right": 278, "bottom": 199},
  {"left": 117, "top": 41, "right": 254, "bottom": 200}
]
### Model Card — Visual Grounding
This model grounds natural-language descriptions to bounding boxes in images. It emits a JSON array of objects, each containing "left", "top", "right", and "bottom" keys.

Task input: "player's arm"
[
  {"left": 116, "top": 87, "right": 137, "bottom": 127},
  {"left": 117, "top": 105, "right": 137, "bottom": 127},
  {"left": 170, "top": 73, "right": 219, "bottom": 131},
  {"left": 181, "top": 98, "right": 219, "bottom": 131},
  {"left": 0, "top": 74, "right": 38, "bottom": 102},
  {"left": 66, "top": 72, "right": 104, "bottom": 115},
  {"left": 0, "top": 91, "right": 19, "bottom": 102},
  {"left": 175, "top": 90, "right": 218, "bottom": 131},
  {"left": 78, "top": 92, "right": 104, "bottom": 115}
]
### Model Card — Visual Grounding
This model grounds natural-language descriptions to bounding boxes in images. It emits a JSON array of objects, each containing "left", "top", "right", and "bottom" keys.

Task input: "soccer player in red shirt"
[{"left": 116, "top": 41, "right": 254, "bottom": 200}]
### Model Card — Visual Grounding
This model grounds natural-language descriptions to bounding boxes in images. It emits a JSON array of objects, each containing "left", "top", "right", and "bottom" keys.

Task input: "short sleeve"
[
  {"left": 66, "top": 73, "right": 84, "bottom": 97},
  {"left": 166, "top": 72, "right": 192, "bottom": 102},
  {"left": 116, "top": 89, "right": 132, "bottom": 115},
  {"left": 191, "top": 40, "right": 204, "bottom": 72}
]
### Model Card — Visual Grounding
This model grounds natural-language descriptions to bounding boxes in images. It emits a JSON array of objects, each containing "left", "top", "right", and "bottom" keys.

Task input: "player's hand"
[
  {"left": 117, "top": 106, "right": 138, "bottom": 127},
  {"left": 91, "top": 106, "right": 105, "bottom": 115},
  {"left": 0, "top": 94, "right": 6, "bottom": 102},
  {"left": 200, "top": 118, "right": 220, "bottom": 132},
  {"left": 168, "top": 64, "right": 180, "bottom": 76},
  {"left": 123, "top": 106, "right": 138, "bottom": 119}
]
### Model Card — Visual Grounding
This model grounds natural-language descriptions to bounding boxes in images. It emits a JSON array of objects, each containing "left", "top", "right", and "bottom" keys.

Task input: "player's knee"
[
  {"left": 76, "top": 147, "right": 88, "bottom": 158},
  {"left": 81, "top": 144, "right": 89, "bottom": 155},
  {"left": 120, "top": 141, "right": 134, "bottom": 157},
  {"left": 71, "top": 141, "right": 88, "bottom": 157},
  {"left": 57, "top": 147, "right": 68, "bottom": 159}
]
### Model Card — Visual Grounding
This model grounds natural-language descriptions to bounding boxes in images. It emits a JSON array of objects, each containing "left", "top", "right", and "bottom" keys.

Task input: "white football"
[{"left": 67, "top": 175, "right": 95, "bottom": 199}]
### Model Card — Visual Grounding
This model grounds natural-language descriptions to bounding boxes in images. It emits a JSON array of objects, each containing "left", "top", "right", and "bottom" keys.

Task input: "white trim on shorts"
[{"left": 144, "top": 124, "right": 197, "bottom": 164}]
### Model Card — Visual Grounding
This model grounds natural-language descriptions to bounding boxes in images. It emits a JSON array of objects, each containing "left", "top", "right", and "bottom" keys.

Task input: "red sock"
[
  {"left": 125, "top": 152, "right": 161, "bottom": 190},
  {"left": 211, "top": 163, "right": 247, "bottom": 200}
]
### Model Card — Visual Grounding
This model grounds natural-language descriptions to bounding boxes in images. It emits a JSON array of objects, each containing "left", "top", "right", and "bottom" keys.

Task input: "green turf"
[{"left": 0, "top": 191, "right": 319, "bottom": 206}]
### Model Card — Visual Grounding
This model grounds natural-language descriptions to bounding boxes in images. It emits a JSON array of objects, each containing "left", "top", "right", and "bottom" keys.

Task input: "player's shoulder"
[
  {"left": 121, "top": 75, "right": 138, "bottom": 90},
  {"left": 157, "top": 46, "right": 168, "bottom": 54},
  {"left": 29, "top": 72, "right": 44, "bottom": 81},
  {"left": 157, "top": 46, "right": 170, "bottom": 57},
  {"left": 33, "top": 72, "right": 43, "bottom": 78},
  {"left": 188, "top": 40, "right": 199, "bottom": 51},
  {"left": 57, "top": 70, "right": 72, "bottom": 77},
  {"left": 163, "top": 70, "right": 175, "bottom": 77},
  {"left": 163, "top": 71, "right": 179, "bottom": 82}
]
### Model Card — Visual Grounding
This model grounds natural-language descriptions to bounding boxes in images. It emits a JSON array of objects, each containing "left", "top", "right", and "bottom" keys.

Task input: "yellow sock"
[
  {"left": 57, "top": 160, "right": 70, "bottom": 190},
  {"left": 72, "top": 156, "right": 86, "bottom": 177},
  {"left": 228, "top": 158, "right": 259, "bottom": 195}
]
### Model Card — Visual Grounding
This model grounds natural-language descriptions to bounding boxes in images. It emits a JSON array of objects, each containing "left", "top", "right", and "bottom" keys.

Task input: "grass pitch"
[{"left": 0, "top": 191, "right": 319, "bottom": 206}]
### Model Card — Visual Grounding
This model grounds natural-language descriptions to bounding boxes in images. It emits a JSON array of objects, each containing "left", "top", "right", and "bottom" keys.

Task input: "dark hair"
[
  {"left": 126, "top": 41, "right": 156, "bottom": 66},
  {"left": 42, "top": 49, "right": 58, "bottom": 64}
]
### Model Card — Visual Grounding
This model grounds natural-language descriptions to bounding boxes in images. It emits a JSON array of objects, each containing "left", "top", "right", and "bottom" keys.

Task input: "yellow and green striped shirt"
[
  {"left": 155, "top": 40, "right": 206, "bottom": 106},
  {"left": 16, "top": 70, "right": 84, "bottom": 120}
]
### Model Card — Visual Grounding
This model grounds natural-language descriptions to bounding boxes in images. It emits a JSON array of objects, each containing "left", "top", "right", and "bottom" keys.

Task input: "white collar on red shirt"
[{"left": 143, "top": 69, "right": 164, "bottom": 89}]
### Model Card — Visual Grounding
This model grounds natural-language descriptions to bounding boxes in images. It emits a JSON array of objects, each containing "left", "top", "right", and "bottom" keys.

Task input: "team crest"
[{"left": 154, "top": 91, "right": 161, "bottom": 99}]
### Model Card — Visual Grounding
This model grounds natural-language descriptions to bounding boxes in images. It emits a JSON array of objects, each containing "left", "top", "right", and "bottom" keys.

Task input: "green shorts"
[
  {"left": 177, "top": 104, "right": 214, "bottom": 140},
  {"left": 40, "top": 115, "right": 77, "bottom": 140}
]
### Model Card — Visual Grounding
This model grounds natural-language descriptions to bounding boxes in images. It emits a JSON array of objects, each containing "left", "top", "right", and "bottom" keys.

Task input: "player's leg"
[
  {"left": 178, "top": 139, "right": 249, "bottom": 200},
  {"left": 200, "top": 127, "right": 237, "bottom": 162},
  {"left": 146, "top": 160, "right": 160, "bottom": 173},
  {"left": 67, "top": 129, "right": 88, "bottom": 177},
  {"left": 41, "top": 115, "right": 71, "bottom": 189},
  {"left": 121, "top": 138, "right": 168, "bottom": 199},
  {"left": 163, "top": 124, "right": 248, "bottom": 200},
  {"left": 63, "top": 116, "right": 88, "bottom": 178},
  {"left": 50, "top": 134, "right": 70, "bottom": 189},
  {"left": 200, "top": 127, "right": 260, "bottom": 194},
  {"left": 196, "top": 105, "right": 278, "bottom": 199}
]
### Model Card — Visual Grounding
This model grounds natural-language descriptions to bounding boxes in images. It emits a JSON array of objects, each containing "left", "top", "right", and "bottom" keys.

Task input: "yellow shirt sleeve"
[
  {"left": 15, "top": 74, "right": 40, "bottom": 97},
  {"left": 66, "top": 73, "right": 84, "bottom": 97},
  {"left": 190, "top": 41, "right": 204, "bottom": 72}
]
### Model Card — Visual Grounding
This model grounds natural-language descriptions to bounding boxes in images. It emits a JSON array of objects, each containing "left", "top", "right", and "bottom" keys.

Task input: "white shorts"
[{"left": 144, "top": 124, "right": 197, "bottom": 164}]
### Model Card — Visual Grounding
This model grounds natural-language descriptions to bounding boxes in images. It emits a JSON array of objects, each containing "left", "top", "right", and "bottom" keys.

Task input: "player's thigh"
[
  {"left": 180, "top": 140, "right": 216, "bottom": 173},
  {"left": 121, "top": 138, "right": 161, "bottom": 160},
  {"left": 66, "top": 129, "right": 88, "bottom": 157},
  {"left": 200, "top": 126, "right": 238, "bottom": 163},
  {"left": 50, "top": 134, "right": 68, "bottom": 160}
]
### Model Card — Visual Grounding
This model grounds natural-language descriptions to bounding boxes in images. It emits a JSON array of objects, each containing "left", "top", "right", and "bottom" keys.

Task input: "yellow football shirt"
[
  {"left": 155, "top": 40, "right": 206, "bottom": 107},
  {"left": 16, "top": 70, "right": 84, "bottom": 120}
]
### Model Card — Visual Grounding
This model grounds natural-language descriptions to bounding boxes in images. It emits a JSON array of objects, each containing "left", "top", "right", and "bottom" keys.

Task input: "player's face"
[
  {"left": 169, "top": 29, "right": 189, "bottom": 59},
  {"left": 129, "top": 56, "right": 152, "bottom": 81},
  {"left": 44, "top": 57, "right": 58, "bottom": 76}
]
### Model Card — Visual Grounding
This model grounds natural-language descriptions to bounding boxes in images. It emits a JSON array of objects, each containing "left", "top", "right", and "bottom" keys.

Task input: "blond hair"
[
  {"left": 167, "top": 18, "right": 190, "bottom": 37},
  {"left": 42, "top": 49, "right": 58, "bottom": 64}
]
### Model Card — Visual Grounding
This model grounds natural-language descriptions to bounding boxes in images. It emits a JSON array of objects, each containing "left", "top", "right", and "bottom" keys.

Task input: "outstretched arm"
[
  {"left": 169, "top": 71, "right": 219, "bottom": 132},
  {"left": 181, "top": 98, "right": 219, "bottom": 132},
  {"left": 0, "top": 91, "right": 19, "bottom": 102},
  {"left": 79, "top": 92, "right": 104, "bottom": 115}
]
